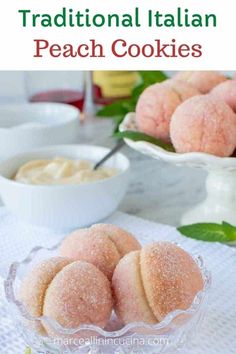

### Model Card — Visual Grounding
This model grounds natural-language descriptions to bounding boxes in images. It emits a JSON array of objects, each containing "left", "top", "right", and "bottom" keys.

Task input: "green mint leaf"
[
  {"left": 222, "top": 221, "right": 236, "bottom": 241},
  {"left": 178, "top": 222, "right": 236, "bottom": 243},
  {"left": 122, "top": 99, "right": 136, "bottom": 112},
  {"left": 114, "top": 130, "right": 175, "bottom": 152},
  {"left": 138, "top": 71, "right": 168, "bottom": 85},
  {"left": 96, "top": 100, "right": 129, "bottom": 118},
  {"left": 113, "top": 116, "right": 127, "bottom": 133},
  {"left": 132, "top": 83, "right": 147, "bottom": 102}
]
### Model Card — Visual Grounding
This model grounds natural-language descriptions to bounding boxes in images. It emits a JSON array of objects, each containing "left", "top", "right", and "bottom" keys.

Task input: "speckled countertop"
[{"left": 78, "top": 117, "right": 206, "bottom": 227}]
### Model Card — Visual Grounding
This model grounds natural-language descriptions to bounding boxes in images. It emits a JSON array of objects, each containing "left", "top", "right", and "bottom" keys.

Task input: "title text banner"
[{"left": 0, "top": 0, "right": 234, "bottom": 70}]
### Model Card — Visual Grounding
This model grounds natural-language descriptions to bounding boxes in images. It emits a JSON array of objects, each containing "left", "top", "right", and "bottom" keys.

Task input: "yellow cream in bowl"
[{"left": 14, "top": 157, "right": 118, "bottom": 185}]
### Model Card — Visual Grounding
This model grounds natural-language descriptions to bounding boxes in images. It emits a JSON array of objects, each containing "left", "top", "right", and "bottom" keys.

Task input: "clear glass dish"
[{"left": 4, "top": 242, "right": 211, "bottom": 354}]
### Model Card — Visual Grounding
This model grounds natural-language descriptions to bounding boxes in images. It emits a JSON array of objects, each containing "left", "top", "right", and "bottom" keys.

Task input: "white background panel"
[{"left": 0, "top": 0, "right": 235, "bottom": 70}]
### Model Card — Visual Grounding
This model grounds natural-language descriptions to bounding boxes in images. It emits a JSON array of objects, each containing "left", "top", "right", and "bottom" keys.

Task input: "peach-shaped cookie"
[
  {"left": 173, "top": 71, "right": 227, "bottom": 94},
  {"left": 211, "top": 80, "right": 236, "bottom": 112},
  {"left": 112, "top": 242, "right": 203, "bottom": 325},
  {"left": 43, "top": 261, "right": 112, "bottom": 335},
  {"left": 136, "top": 80, "right": 199, "bottom": 142},
  {"left": 18, "top": 257, "right": 72, "bottom": 335},
  {"left": 140, "top": 243, "right": 203, "bottom": 321},
  {"left": 19, "top": 258, "right": 112, "bottom": 336},
  {"left": 170, "top": 95, "right": 236, "bottom": 157},
  {"left": 59, "top": 224, "right": 141, "bottom": 280}
]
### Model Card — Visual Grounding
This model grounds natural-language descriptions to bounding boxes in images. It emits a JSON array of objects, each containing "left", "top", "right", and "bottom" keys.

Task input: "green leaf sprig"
[
  {"left": 178, "top": 221, "right": 236, "bottom": 243},
  {"left": 114, "top": 130, "right": 175, "bottom": 152}
]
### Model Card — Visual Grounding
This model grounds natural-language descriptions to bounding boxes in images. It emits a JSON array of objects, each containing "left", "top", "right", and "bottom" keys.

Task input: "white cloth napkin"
[{"left": 0, "top": 207, "right": 236, "bottom": 354}]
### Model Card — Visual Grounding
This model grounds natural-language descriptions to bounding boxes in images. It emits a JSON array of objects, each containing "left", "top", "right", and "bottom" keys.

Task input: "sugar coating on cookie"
[
  {"left": 112, "top": 242, "right": 203, "bottom": 325},
  {"left": 136, "top": 80, "right": 199, "bottom": 142},
  {"left": 112, "top": 251, "right": 157, "bottom": 324},
  {"left": 173, "top": 71, "right": 227, "bottom": 94},
  {"left": 43, "top": 261, "right": 112, "bottom": 335},
  {"left": 59, "top": 224, "right": 141, "bottom": 280},
  {"left": 18, "top": 257, "right": 72, "bottom": 334},
  {"left": 170, "top": 95, "right": 236, "bottom": 157},
  {"left": 140, "top": 242, "right": 203, "bottom": 321},
  {"left": 163, "top": 79, "right": 200, "bottom": 101},
  {"left": 91, "top": 224, "right": 141, "bottom": 257},
  {"left": 211, "top": 80, "right": 236, "bottom": 112}
]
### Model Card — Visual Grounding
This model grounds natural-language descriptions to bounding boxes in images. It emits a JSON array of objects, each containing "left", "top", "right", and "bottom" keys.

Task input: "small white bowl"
[
  {"left": 0, "top": 145, "right": 130, "bottom": 230},
  {"left": 0, "top": 103, "right": 80, "bottom": 160}
]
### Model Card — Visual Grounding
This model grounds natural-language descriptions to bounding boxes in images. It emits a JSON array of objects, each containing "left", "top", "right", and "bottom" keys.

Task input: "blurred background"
[
  {"left": 0, "top": 71, "right": 233, "bottom": 104},
  {"left": 0, "top": 72, "right": 25, "bottom": 102}
]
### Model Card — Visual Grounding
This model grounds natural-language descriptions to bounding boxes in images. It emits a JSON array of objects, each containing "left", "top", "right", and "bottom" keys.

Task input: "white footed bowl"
[
  {"left": 120, "top": 113, "right": 236, "bottom": 226},
  {"left": 0, "top": 103, "right": 80, "bottom": 160},
  {"left": 0, "top": 145, "right": 130, "bottom": 230}
]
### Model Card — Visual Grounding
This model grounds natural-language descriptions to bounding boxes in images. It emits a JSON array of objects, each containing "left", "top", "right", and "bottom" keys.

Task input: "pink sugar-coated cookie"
[
  {"left": 112, "top": 242, "right": 203, "bottom": 325},
  {"left": 18, "top": 257, "right": 72, "bottom": 335},
  {"left": 170, "top": 95, "right": 236, "bottom": 157},
  {"left": 140, "top": 243, "right": 203, "bottom": 321},
  {"left": 59, "top": 224, "right": 141, "bottom": 280},
  {"left": 43, "top": 261, "right": 113, "bottom": 336},
  {"left": 19, "top": 258, "right": 113, "bottom": 337},
  {"left": 173, "top": 71, "right": 227, "bottom": 94},
  {"left": 211, "top": 80, "right": 236, "bottom": 112},
  {"left": 136, "top": 80, "right": 199, "bottom": 142}
]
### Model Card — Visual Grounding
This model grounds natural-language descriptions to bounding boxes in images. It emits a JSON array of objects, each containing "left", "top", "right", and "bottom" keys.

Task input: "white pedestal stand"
[{"left": 121, "top": 113, "right": 236, "bottom": 227}]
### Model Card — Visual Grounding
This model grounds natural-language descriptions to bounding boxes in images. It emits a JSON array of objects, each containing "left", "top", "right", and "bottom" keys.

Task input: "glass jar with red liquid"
[{"left": 25, "top": 71, "right": 85, "bottom": 111}]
